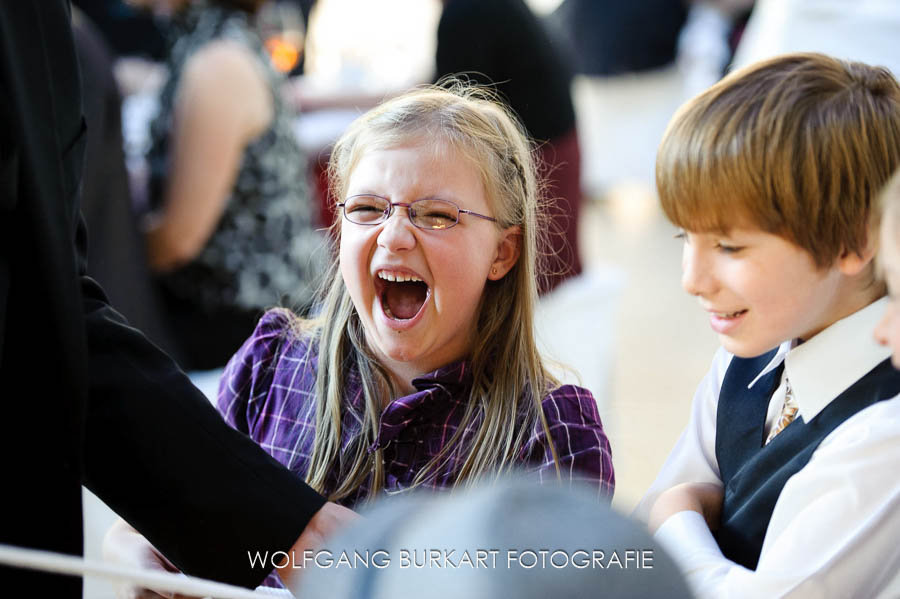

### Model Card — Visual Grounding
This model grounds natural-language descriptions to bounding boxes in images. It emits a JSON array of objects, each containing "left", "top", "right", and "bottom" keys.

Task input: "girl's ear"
[{"left": 488, "top": 226, "right": 522, "bottom": 281}]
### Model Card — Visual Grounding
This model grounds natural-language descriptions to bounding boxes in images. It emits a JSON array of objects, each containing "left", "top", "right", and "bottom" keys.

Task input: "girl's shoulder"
[
  {"left": 523, "top": 383, "right": 614, "bottom": 499},
  {"left": 539, "top": 383, "right": 602, "bottom": 425},
  {"left": 220, "top": 308, "right": 319, "bottom": 405},
  {"left": 238, "top": 308, "right": 319, "bottom": 363}
]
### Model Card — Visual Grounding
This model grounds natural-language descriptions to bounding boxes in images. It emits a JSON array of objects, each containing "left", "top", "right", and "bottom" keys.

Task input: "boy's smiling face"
[{"left": 680, "top": 228, "right": 849, "bottom": 357}]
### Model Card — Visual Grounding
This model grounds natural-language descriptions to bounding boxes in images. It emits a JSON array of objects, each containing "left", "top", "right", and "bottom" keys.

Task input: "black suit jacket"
[
  {"left": 72, "top": 9, "right": 184, "bottom": 362},
  {"left": 0, "top": 3, "right": 324, "bottom": 596}
]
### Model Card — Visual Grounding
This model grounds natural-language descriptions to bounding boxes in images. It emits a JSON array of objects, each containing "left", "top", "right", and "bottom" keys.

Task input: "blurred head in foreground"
[{"left": 295, "top": 478, "right": 692, "bottom": 599}]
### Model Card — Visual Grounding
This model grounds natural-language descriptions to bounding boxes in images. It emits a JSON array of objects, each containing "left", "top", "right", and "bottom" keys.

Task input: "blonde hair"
[
  {"left": 292, "top": 83, "right": 561, "bottom": 502},
  {"left": 657, "top": 52, "right": 900, "bottom": 268}
]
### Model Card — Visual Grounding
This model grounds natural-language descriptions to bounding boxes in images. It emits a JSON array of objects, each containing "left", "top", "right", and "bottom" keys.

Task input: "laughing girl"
[{"left": 105, "top": 83, "right": 613, "bottom": 595}]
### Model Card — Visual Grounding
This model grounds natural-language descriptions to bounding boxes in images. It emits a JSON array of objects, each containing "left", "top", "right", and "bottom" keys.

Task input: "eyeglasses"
[{"left": 337, "top": 194, "right": 497, "bottom": 231}]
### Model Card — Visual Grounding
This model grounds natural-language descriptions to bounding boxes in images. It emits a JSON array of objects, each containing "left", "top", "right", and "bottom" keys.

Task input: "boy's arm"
[
  {"left": 648, "top": 482, "right": 723, "bottom": 534},
  {"left": 632, "top": 348, "right": 732, "bottom": 521},
  {"left": 653, "top": 398, "right": 900, "bottom": 599}
]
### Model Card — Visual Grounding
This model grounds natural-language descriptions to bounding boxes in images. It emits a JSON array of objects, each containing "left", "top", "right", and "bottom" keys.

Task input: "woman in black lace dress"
[{"left": 141, "top": 0, "right": 326, "bottom": 369}]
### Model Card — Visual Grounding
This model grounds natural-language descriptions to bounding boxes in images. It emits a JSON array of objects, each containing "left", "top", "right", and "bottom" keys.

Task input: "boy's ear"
[
  {"left": 488, "top": 225, "right": 521, "bottom": 281},
  {"left": 837, "top": 236, "right": 878, "bottom": 276}
]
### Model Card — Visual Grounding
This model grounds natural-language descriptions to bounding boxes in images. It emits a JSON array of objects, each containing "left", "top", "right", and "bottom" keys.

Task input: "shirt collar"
[
  {"left": 787, "top": 298, "right": 890, "bottom": 421},
  {"left": 369, "top": 360, "right": 472, "bottom": 450},
  {"left": 747, "top": 340, "right": 793, "bottom": 389},
  {"left": 748, "top": 298, "right": 890, "bottom": 421},
  {"left": 410, "top": 360, "right": 472, "bottom": 391}
]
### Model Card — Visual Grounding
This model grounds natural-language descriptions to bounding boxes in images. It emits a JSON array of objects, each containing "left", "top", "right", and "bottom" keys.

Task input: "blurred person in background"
[
  {"left": 73, "top": 0, "right": 169, "bottom": 60},
  {"left": 138, "top": 0, "right": 327, "bottom": 371},
  {"left": 677, "top": 0, "right": 755, "bottom": 97},
  {"left": 550, "top": 0, "right": 689, "bottom": 76},
  {"left": 548, "top": 0, "right": 752, "bottom": 195},
  {"left": 549, "top": 0, "right": 752, "bottom": 93},
  {"left": 436, "top": 0, "right": 582, "bottom": 294},
  {"left": 732, "top": 0, "right": 899, "bottom": 77}
]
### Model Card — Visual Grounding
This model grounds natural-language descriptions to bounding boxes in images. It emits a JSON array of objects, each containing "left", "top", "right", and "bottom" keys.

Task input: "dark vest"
[{"left": 715, "top": 350, "right": 900, "bottom": 570}]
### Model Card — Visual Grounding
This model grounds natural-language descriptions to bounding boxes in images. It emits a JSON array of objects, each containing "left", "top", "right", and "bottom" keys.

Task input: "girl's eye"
[{"left": 673, "top": 230, "right": 687, "bottom": 241}]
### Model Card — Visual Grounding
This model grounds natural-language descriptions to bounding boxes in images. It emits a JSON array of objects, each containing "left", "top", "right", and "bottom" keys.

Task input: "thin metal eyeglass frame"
[{"left": 337, "top": 194, "right": 497, "bottom": 231}]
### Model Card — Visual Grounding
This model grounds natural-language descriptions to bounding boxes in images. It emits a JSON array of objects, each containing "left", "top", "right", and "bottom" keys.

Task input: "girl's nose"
[{"left": 376, "top": 207, "right": 417, "bottom": 252}]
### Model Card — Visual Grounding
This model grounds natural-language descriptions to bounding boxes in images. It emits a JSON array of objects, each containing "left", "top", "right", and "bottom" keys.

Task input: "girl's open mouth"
[{"left": 375, "top": 270, "right": 431, "bottom": 323}]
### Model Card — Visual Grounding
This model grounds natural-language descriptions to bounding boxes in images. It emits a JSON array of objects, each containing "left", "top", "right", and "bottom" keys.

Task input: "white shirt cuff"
[{"left": 654, "top": 510, "right": 728, "bottom": 597}]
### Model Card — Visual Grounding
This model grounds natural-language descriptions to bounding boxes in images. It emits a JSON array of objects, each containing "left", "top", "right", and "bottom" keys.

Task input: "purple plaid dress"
[{"left": 218, "top": 310, "right": 615, "bottom": 504}]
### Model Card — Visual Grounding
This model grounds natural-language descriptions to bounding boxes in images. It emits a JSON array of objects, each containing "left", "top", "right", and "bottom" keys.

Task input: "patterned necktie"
[{"left": 765, "top": 377, "right": 798, "bottom": 445}]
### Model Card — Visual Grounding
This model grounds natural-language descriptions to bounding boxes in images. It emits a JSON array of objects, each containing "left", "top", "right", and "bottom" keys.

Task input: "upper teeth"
[
  {"left": 378, "top": 271, "right": 423, "bottom": 283},
  {"left": 716, "top": 310, "right": 743, "bottom": 318}
]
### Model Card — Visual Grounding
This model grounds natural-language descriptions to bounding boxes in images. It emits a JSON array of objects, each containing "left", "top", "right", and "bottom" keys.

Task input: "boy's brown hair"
[{"left": 657, "top": 52, "right": 900, "bottom": 267}]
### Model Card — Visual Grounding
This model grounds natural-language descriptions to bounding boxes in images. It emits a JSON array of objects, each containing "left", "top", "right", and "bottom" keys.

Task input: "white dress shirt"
[{"left": 633, "top": 298, "right": 900, "bottom": 598}]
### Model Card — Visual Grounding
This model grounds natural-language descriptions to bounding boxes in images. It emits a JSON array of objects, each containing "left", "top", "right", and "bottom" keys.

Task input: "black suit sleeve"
[
  {"left": 67, "top": 49, "right": 324, "bottom": 599},
  {"left": 0, "top": 0, "right": 325, "bottom": 589},
  {"left": 80, "top": 256, "right": 326, "bottom": 586}
]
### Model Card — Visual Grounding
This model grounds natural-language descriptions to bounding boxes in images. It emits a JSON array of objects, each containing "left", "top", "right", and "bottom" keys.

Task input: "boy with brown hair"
[{"left": 634, "top": 53, "right": 900, "bottom": 597}]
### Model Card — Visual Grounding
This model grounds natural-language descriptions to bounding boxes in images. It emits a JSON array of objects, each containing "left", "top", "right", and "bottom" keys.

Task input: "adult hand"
[
  {"left": 648, "top": 482, "right": 724, "bottom": 534},
  {"left": 276, "top": 501, "right": 361, "bottom": 588},
  {"left": 102, "top": 518, "right": 196, "bottom": 599}
]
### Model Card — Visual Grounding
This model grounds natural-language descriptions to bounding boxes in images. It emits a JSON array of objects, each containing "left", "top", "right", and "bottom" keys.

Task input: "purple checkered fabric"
[{"left": 218, "top": 310, "right": 615, "bottom": 505}]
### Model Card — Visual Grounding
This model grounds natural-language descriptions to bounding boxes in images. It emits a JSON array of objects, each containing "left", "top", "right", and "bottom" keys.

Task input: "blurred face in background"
[{"left": 874, "top": 213, "right": 900, "bottom": 366}]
